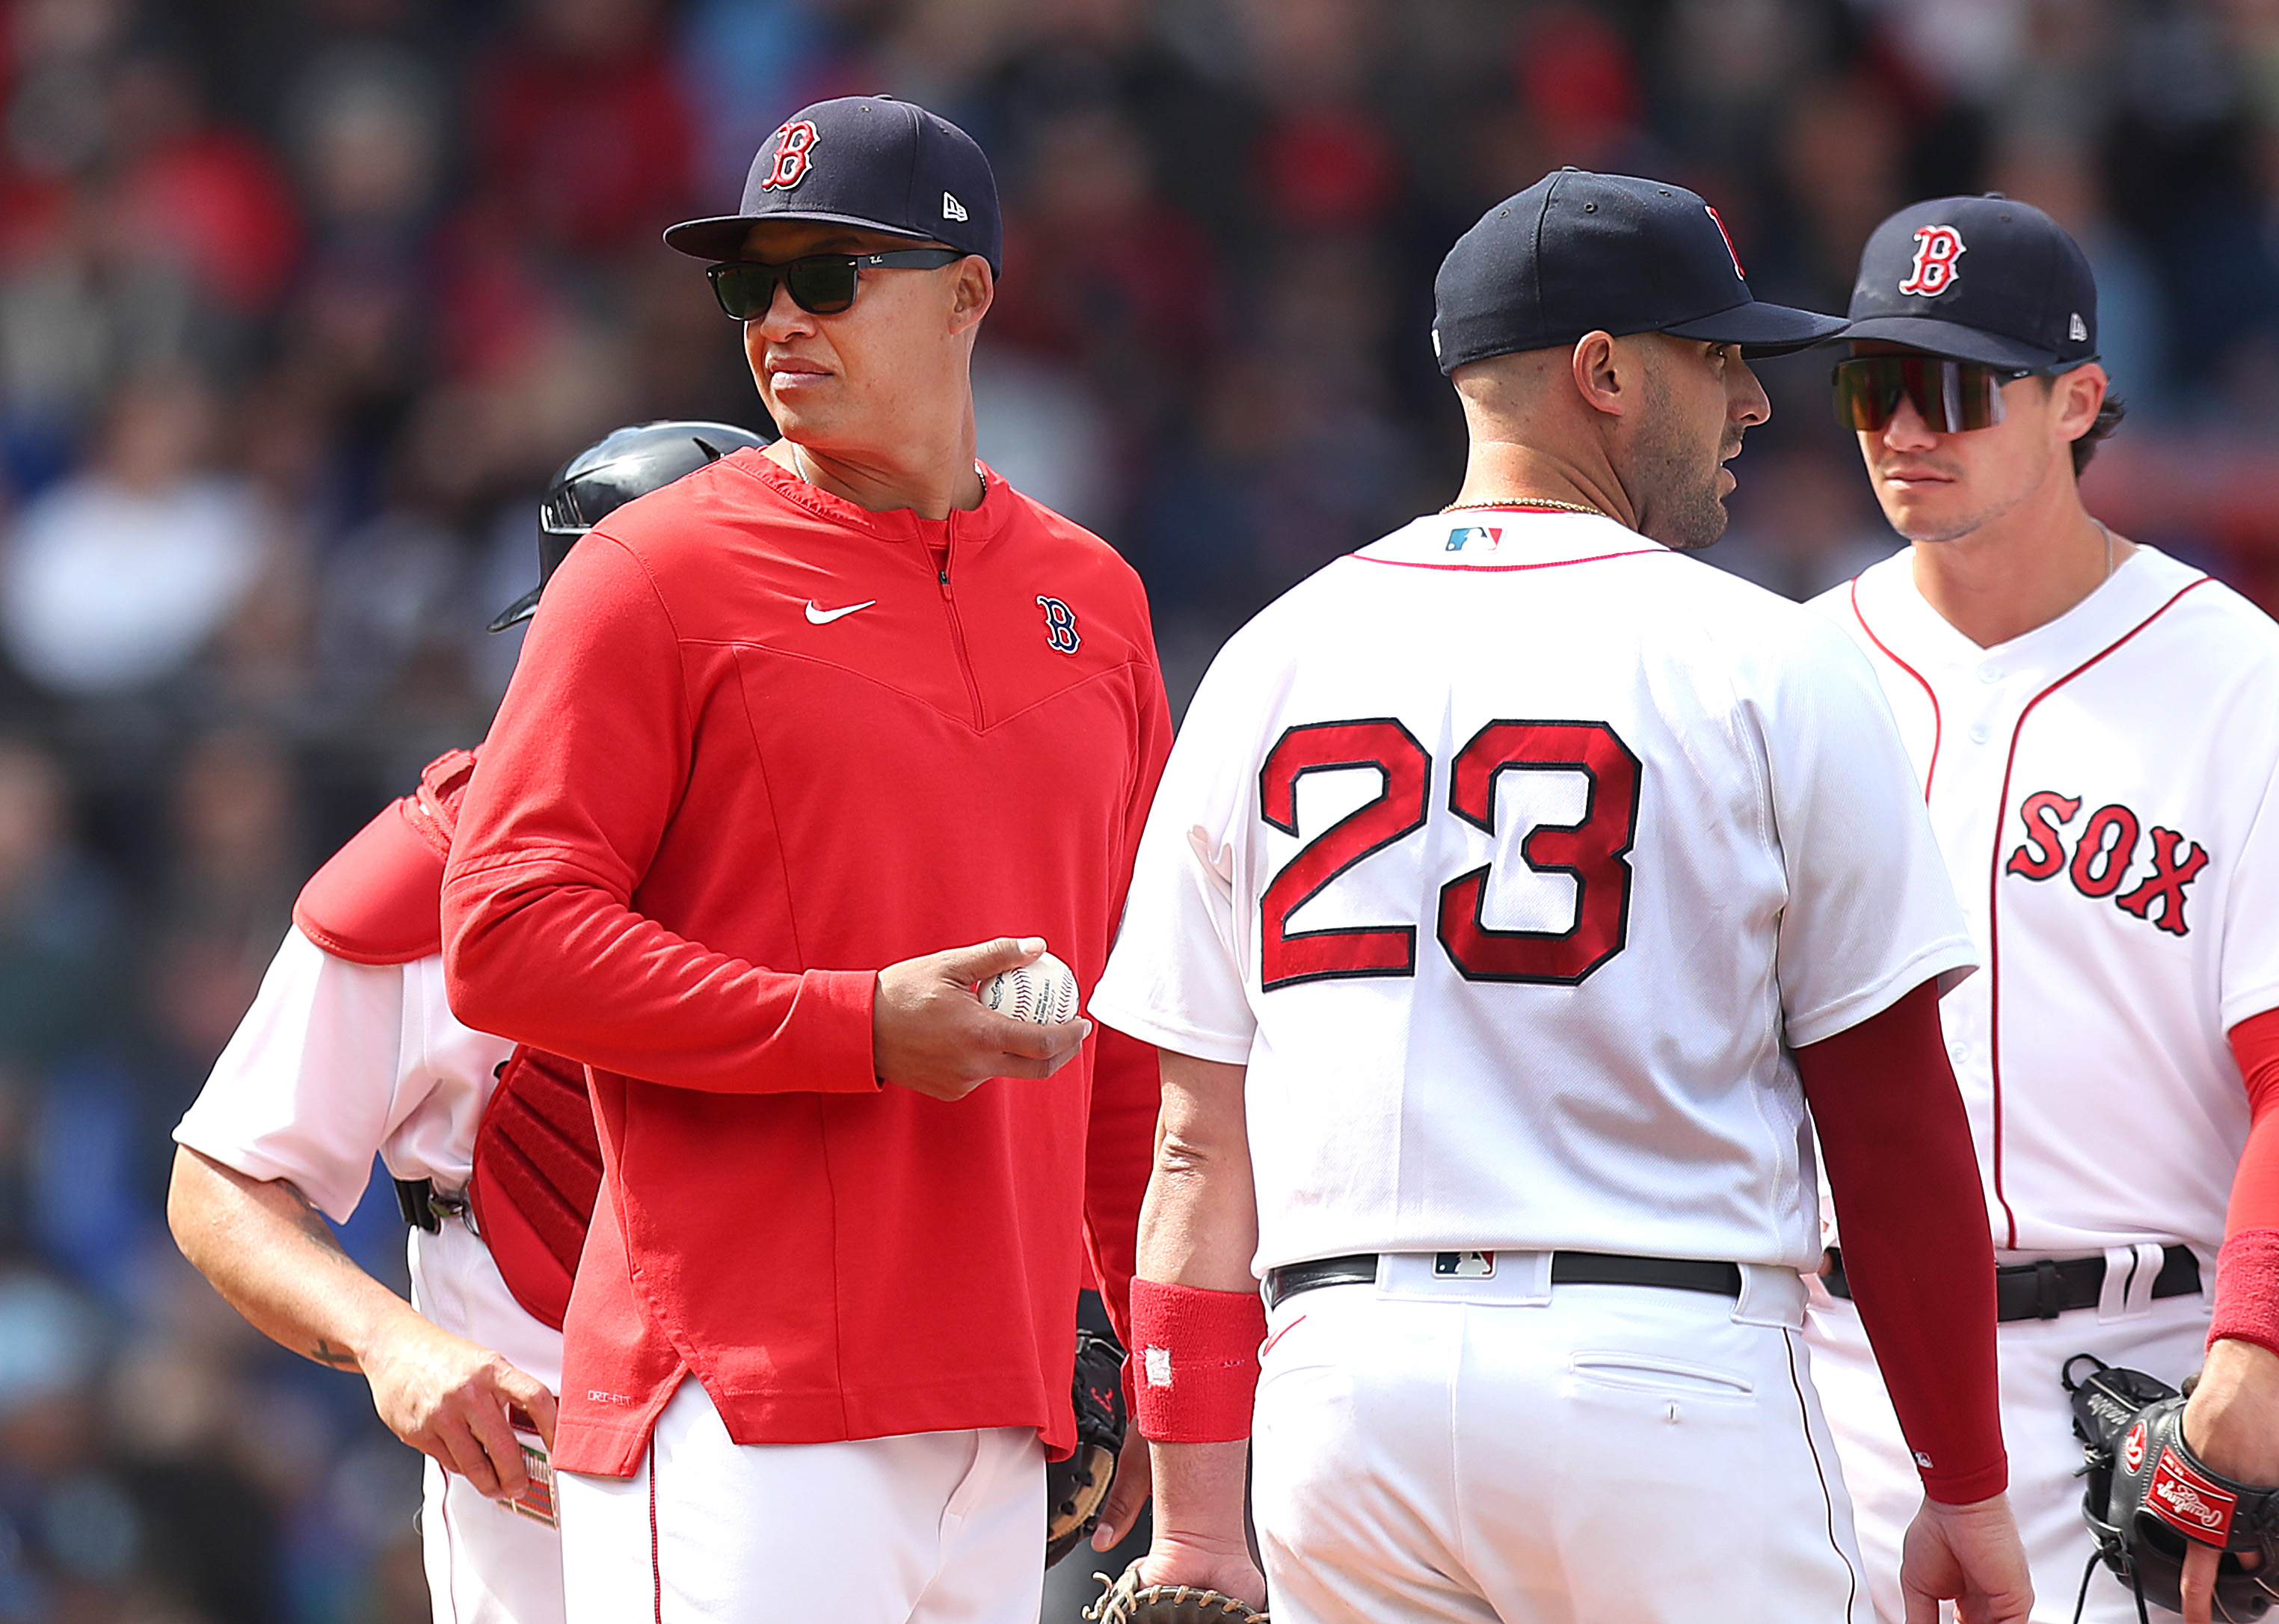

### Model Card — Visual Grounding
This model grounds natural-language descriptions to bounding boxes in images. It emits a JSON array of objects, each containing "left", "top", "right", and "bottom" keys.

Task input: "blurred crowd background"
[{"left": 0, "top": 0, "right": 2272, "bottom": 1617}]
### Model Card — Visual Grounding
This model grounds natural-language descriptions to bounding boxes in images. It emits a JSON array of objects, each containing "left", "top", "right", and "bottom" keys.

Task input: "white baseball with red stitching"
[{"left": 977, "top": 951, "right": 1080, "bottom": 1025}]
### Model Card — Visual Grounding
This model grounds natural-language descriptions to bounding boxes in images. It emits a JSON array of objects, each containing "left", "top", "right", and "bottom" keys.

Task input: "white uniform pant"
[
  {"left": 1803, "top": 1273, "right": 2210, "bottom": 1623},
  {"left": 1252, "top": 1253, "right": 1871, "bottom": 1624},
  {"left": 556, "top": 1377, "right": 1045, "bottom": 1624},
  {"left": 407, "top": 1219, "right": 568, "bottom": 1624}
]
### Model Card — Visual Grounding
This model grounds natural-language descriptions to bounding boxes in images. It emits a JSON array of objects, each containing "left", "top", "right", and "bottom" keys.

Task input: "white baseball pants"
[
  {"left": 1805, "top": 1272, "right": 2209, "bottom": 1623},
  {"left": 555, "top": 1377, "right": 1044, "bottom": 1624},
  {"left": 407, "top": 1218, "right": 568, "bottom": 1624},
  {"left": 1251, "top": 1252, "right": 1872, "bottom": 1624}
]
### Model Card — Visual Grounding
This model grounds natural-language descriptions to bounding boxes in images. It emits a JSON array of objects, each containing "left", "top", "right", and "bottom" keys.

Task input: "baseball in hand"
[{"left": 977, "top": 950, "right": 1081, "bottom": 1025}]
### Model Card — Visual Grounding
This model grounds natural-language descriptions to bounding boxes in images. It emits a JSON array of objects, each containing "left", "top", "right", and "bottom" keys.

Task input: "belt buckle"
[{"left": 1433, "top": 1250, "right": 1495, "bottom": 1279}]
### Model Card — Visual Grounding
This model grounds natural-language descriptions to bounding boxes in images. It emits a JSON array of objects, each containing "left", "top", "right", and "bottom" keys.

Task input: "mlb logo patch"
[
  {"left": 1433, "top": 1250, "right": 1495, "bottom": 1278},
  {"left": 1445, "top": 526, "right": 1501, "bottom": 553}
]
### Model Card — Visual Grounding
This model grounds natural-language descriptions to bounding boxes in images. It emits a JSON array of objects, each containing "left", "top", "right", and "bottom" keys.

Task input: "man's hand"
[
  {"left": 1091, "top": 1421, "right": 1153, "bottom": 1551},
  {"left": 873, "top": 936, "right": 1091, "bottom": 1100},
  {"left": 2179, "top": 1338, "right": 2279, "bottom": 1623},
  {"left": 1899, "top": 1492, "right": 2033, "bottom": 1624},
  {"left": 1136, "top": 1532, "right": 1267, "bottom": 1613},
  {"left": 357, "top": 1314, "right": 559, "bottom": 1501}
]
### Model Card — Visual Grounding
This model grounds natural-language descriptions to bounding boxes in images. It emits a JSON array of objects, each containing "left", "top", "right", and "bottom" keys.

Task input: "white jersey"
[
  {"left": 176, "top": 929, "right": 510, "bottom": 1219},
  {"left": 1816, "top": 544, "right": 2279, "bottom": 1261},
  {"left": 1092, "top": 511, "right": 1975, "bottom": 1276}
]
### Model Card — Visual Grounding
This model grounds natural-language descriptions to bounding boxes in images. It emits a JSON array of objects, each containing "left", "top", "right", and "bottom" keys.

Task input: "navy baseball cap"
[
  {"left": 1846, "top": 195, "right": 2097, "bottom": 370},
  {"left": 1432, "top": 169, "right": 1846, "bottom": 374},
  {"left": 665, "top": 96, "right": 1001, "bottom": 273}
]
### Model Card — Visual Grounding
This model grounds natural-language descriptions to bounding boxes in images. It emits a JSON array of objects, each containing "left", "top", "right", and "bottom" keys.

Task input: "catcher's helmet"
[{"left": 490, "top": 419, "right": 769, "bottom": 632}]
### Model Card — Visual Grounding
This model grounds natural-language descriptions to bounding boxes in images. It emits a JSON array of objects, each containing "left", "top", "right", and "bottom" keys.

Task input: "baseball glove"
[
  {"left": 2066, "top": 1354, "right": 2279, "bottom": 1622},
  {"left": 1048, "top": 1329, "right": 1128, "bottom": 1567},
  {"left": 1080, "top": 1560, "right": 1269, "bottom": 1623}
]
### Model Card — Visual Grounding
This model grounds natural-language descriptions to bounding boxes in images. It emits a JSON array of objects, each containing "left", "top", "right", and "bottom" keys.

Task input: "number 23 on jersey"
[{"left": 1259, "top": 717, "right": 1641, "bottom": 990}]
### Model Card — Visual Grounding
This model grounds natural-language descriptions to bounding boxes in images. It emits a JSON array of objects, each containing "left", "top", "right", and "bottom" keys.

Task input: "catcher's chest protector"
[{"left": 469, "top": 1045, "right": 602, "bottom": 1329}]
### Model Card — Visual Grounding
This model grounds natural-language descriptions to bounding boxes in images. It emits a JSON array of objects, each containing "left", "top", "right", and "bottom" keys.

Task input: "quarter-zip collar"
[{"left": 734, "top": 450, "right": 1014, "bottom": 557}]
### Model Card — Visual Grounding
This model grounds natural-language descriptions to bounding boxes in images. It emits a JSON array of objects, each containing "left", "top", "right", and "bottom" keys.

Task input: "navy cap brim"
[
  {"left": 663, "top": 212, "right": 939, "bottom": 262},
  {"left": 1663, "top": 298, "right": 1850, "bottom": 356},
  {"left": 1836, "top": 314, "right": 2065, "bottom": 370}
]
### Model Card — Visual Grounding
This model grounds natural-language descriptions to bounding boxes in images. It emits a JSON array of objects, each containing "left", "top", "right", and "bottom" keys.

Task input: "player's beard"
[{"left": 1623, "top": 366, "right": 1734, "bottom": 553}]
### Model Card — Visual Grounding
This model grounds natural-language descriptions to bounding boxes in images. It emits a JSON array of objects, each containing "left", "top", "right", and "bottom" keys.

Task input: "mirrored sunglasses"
[
  {"left": 704, "top": 249, "right": 963, "bottom": 319},
  {"left": 1832, "top": 354, "right": 2045, "bottom": 434}
]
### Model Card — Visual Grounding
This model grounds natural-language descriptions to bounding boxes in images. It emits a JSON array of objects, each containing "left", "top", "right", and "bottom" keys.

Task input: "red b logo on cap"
[
  {"left": 1899, "top": 225, "right": 1966, "bottom": 296},
  {"left": 760, "top": 120, "right": 819, "bottom": 191}
]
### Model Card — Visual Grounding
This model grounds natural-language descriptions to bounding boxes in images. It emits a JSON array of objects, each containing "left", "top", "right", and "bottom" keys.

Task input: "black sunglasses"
[
  {"left": 704, "top": 249, "right": 963, "bottom": 319},
  {"left": 1832, "top": 354, "right": 2050, "bottom": 435}
]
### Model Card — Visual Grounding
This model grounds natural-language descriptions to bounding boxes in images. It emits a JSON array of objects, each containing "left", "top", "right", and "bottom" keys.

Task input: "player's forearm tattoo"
[
  {"left": 278, "top": 1180, "right": 351, "bottom": 1262},
  {"left": 308, "top": 1339, "right": 359, "bottom": 1368}
]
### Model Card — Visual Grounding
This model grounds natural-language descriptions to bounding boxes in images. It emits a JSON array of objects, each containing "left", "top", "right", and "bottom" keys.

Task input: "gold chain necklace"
[{"left": 1441, "top": 496, "right": 1608, "bottom": 517}]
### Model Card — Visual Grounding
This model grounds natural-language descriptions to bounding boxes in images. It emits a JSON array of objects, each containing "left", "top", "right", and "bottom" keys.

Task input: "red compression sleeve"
[
  {"left": 2209, "top": 1009, "right": 2279, "bottom": 1357},
  {"left": 2222, "top": 1009, "right": 2279, "bottom": 1236},
  {"left": 1801, "top": 979, "right": 2007, "bottom": 1504}
]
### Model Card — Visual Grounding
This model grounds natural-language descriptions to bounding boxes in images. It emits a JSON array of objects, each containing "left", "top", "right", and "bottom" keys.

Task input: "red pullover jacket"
[{"left": 440, "top": 451, "right": 1171, "bottom": 1477}]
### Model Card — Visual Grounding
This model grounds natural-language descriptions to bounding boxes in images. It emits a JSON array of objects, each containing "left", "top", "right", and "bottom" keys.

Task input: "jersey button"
[
  {"left": 1969, "top": 724, "right": 1990, "bottom": 743},
  {"left": 1978, "top": 665, "right": 2001, "bottom": 683}
]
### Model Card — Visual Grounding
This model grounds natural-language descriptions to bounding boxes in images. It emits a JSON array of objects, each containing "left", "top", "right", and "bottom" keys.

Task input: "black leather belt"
[
  {"left": 394, "top": 1177, "right": 474, "bottom": 1235},
  {"left": 1264, "top": 1251, "right": 1745, "bottom": 1311},
  {"left": 1821, "top": 1243, "right": 2200, "bottom": 1322}
]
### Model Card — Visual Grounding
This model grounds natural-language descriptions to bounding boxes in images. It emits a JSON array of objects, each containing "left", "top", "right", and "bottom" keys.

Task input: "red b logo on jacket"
[
  {"left": 760, "top": 121, "right": 820, "bottom": 191},
  {"left": 1898, "top": 226, "right": 1966, "bottom": 296}
]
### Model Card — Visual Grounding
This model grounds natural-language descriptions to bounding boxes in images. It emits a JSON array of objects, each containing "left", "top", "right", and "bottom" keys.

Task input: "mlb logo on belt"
[{"left": 1434, "top": 1250, "right": 1495, "bottom": 1278}]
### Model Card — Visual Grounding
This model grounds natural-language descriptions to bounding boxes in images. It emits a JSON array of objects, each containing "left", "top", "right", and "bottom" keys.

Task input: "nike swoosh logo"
[{"left": 804, "top": 599, "right": 876, "bottom": 625}]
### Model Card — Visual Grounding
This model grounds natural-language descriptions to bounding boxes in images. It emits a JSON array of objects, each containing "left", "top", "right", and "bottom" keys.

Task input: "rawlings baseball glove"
[
  {"left": 1048, "top": 1329, "right": 1128, "bottom": 1567},
  {"left": 1080, "top": 1560, "right": 1270, "bottom": 1623},
  {"left": 2067, "top": 1354, "right": 2279, "bottom": 1622}
]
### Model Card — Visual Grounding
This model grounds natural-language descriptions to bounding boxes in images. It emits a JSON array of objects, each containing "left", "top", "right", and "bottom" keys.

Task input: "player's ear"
[
  {"left": 947, "top": 256, "right": 993, "bottom": 337},
  {"left": 1570, "top": 330, "right": 1627, "bottom": 419},
  {"left": 2052, "top": 361, "right": 2107, "bottom": 445}
]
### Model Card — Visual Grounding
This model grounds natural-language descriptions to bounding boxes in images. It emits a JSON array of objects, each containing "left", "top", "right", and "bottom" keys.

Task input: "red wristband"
[
  {"left": 1129, "top": 1277, "right": 1267, "bottom": 1443},
  {"left": 2208, "top": 1228, "right": 2279, "bottom": 1360}
]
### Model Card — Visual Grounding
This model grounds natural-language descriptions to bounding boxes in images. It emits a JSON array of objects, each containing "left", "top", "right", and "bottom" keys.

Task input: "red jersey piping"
[
  {"left": 1352, "top": 547, "right": 1665, "bottom": 574},
  {"left": 1984, "top": 576, "right": 2212, "bottom": 1247},
  {"left": 1848, "top": 574, "right": 1943, "bottom": 803}
]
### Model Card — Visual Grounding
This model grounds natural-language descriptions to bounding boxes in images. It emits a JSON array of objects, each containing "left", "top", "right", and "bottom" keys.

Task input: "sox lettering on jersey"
[
  {"left": 1898, "top": 226, "right": 1966, "bottom": 296},
  {"left": 759, "top": 120, "right": 820, "bottom": 190},
  {"left": 2003, "top": 789, "right": 2209, "bottom": 936}
]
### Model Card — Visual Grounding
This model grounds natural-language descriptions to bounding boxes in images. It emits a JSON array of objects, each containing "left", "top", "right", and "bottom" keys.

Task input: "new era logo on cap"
[{"left": 942, "top": 191, "right": 968, "bottom": 221}]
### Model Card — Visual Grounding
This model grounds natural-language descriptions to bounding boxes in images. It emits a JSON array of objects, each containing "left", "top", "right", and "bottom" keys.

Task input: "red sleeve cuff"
[
  {"left": 1919, "top": 1456, "right": 2011, "bottom": 1506},
  {"left": 791, "top": 968, "right": 881, "bottom": 1092}
]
